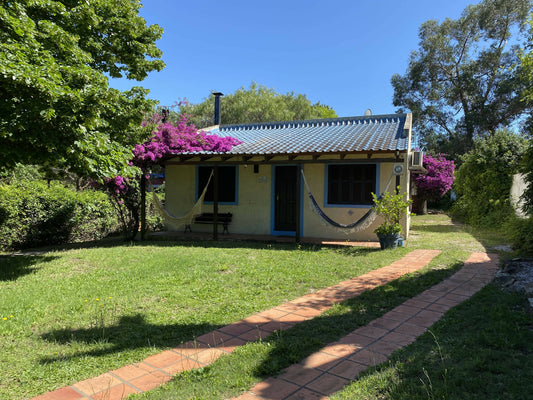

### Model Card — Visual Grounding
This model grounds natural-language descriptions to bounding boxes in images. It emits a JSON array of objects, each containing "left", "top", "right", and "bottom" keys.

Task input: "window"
[
  {"left": 327, "top": 164, "right": 376, "bottom": 205},
  {"left": 197, "top": 166, "right": 237, "bottom": 203}
]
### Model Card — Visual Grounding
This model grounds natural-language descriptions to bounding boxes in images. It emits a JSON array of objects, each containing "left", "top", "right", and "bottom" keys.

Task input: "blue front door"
[{"left": 274, "top": 165, "right": 297, "bottom": 232}]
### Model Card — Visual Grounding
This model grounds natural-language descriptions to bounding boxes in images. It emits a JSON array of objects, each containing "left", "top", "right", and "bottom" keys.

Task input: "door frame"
[{"left": 270, "top": 164, "right": 304, "bottom": 236}]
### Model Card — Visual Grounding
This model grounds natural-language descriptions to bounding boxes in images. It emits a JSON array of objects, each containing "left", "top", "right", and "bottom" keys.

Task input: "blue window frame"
[
  {"left": 325, "top": 164, "right": 377, "bottom": 206},
  {"left": 197, "top": 166, "right": 238, "bottom": 205}
]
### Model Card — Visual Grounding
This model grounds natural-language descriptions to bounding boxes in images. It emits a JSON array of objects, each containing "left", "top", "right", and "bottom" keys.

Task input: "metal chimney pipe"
[{"left": 213, "top": 92, "right": 223, "bottom": 125}]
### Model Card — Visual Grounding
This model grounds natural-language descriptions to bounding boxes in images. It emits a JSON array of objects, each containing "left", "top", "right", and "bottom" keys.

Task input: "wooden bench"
[{"left": 184, "top": 213, "right": 233, "bottom": 234}]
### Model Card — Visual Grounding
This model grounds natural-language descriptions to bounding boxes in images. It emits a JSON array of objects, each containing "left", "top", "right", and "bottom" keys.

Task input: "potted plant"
[{"left": 371, "top": 188, "right": 411, "bottom": 249}]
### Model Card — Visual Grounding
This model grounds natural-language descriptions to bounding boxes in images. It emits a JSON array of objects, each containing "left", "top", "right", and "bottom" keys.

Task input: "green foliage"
[
  {"left": 0, "top": 163, "right": 93, "bottom": 190},
  {"left": 505, "top": 215, "right": 533, "bottom": 255},
  {"left": 372, "top": 189, "right": 411, "bottom": 235},
  {"left": 452, "top": 130, "right": 528, "bottom": 227},
  {"left": 0, "top": 180, "right": 117, "bottom": 250},
  {"left": 392, "top": 0, "right": 532, "bottom": 157},
  {"left": 0, "top": 1, "right": 164, "bottom": 178},
  {"left": 519, "top": 16, "right": 533, "bottom": 105},
  {"left": 175, "top": 82, "right": 338, "bottom": 128},
  {"left": 520, "top": 142, "right": 533, "bottom": 214},
  {"left": 0, "top": 164, "right": 44, "bottom": 183}
]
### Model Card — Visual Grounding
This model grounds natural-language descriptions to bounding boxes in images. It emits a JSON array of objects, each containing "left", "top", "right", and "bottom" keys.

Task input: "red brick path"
[
  {"left": 31, "top": 249, "right": 469, "bottom": 400},
  {"left": 233, "top": 252, "right": 499, "bottom": 400}
]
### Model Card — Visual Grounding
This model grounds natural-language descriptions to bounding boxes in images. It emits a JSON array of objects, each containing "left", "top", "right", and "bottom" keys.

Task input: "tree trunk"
[
  {"left": 140, "top": 174, "right": 146, "bottom": 240},
  {"left": 412, "top": 195, "right": 428, "bottom": 215}
]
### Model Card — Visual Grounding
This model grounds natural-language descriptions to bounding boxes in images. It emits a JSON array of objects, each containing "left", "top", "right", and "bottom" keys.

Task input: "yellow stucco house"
[{"left": 162, "top": 112, "right": 414, "bottom": 242}]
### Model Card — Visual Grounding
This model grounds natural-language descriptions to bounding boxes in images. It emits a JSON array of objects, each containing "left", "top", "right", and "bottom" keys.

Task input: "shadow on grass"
[
  {"left": 0, "top": 254, "right": 59, "bottom": 281},
  {"left": 410, "top": 213, "right": 508, "bottom": 254},
  {"left": 250, "top": 262, "right": 464, "bottom": 378},
  {"left": 333, "top": 246, "right": 381, "bottom": 256},
  {"left": 21, "top": 235, "right": 382, "bottom": 254},
  {"left": 348, "top": 286, "right": 533, "bottom": 400},
  {"left": 412, "top": 224, "right": 463, "bottom": 233},
  {"left": 38, "top": 257, "right": 451, "bottom": 368},
  {"left": 39, "top": 314, "right": 222, "bottom": 363}
]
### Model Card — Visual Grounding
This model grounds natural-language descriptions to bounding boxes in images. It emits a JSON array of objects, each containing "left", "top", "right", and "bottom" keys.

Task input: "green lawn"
[
  {"left": 2, "top": 232, "right": 404, "bottom": 399},
  {"left": 1, "top": 214, "right": 530, "bottom": 400},
  {"left": 331, "top": 285, "right": 533, "bottom": 400}
]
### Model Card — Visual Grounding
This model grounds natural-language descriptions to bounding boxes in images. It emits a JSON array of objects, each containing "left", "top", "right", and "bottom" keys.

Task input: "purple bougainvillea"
[
  {"left": 412, "top": 154, "right": 455, "bottom": 200},
  {"left": 103, "top": 115, "right": 242, "bottom": 238},
  {"left": 132, "top": 117, "right": 242, "bottom": 171},
  {"left": 106, "top": 115, "right": 242, "bottom": 194}
]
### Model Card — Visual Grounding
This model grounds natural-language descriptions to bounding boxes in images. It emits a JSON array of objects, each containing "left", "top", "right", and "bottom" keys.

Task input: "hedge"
[
  {"left": 0, "top": 181, "right": 118, "bottom": 250},
  {"left": 452, "top": 130, "right": 528, "bottom": 227},
  {"left": 505, "top": 215, "right": 533, "bottom": 256}
]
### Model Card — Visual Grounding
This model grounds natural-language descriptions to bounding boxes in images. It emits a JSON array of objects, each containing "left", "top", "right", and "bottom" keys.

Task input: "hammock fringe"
[
  {"left": 150, "top": 171, "right": 213, "bottom": 230},
  {"left": 301, "top": 170, "right": 394, "bottom": 235}
]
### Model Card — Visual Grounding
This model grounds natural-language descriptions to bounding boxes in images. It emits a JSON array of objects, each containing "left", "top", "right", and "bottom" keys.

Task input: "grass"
[
  {"left": 329, "top": 216, "right": 533, "bottom": 400},
  {"left": 1, "top": 234, "right": 404, "bottom": 399},
  {"left": 331, "top": 285, "right": 533, "bottom": 400},
  {"left": 131, "top": 213, "right": 521, "bottom": 400},
  {"left": 1, "top": 214, "right": 530, "bottom": 399},
  {"left": 131, "top": 254, "right": 466, "bottom": 400}
]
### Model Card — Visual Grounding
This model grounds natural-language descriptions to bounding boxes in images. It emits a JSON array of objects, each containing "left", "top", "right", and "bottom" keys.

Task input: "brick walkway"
[
  {"left": 234, "top": 252, "right": 499, "bottom": 400},
  {"left": 32, "top": 249, "right": 449, "bottom": 400}
]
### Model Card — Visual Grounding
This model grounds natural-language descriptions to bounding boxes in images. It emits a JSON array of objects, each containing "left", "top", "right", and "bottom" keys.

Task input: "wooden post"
[
  {"left": 295, "top": 164, "right": 302, "bottom": 244},
  {"left": 395, "top": 153, "right": 401, "bottom": 194},
  {"left": 140, "top": 174, "right": 146, "bottom": 240},
  {"left": 396, "top": 175, "right": 401, "bottom": 194},
  {"left": 213, "top": 166, "right": 219, "bottom": 240}
]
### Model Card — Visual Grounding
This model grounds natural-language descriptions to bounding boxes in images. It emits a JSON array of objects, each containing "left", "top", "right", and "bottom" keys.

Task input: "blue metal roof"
[{"left": 201, "top": 113, "right": 410, "bottom": 156}]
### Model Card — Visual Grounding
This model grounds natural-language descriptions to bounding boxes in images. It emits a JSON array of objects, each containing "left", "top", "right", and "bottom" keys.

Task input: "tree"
[
  {"left": 174, "top": 82, "right": 338, "bottom": 128},
  {"left": 391, "top": 0, "right": 532, "bottom": 158},
  {"left": 511, "top": 16, "right": 533, "bottom": 253},
  {"left": 518, "top": 16, "right": 533, "bottom": 214},
  {"left": 519, "top": 16, "right": 533, "bottom": 104},
  {"left": 0, "top": 0, "right": 165, "bottom": 179},
  {"left": 453, "top": 129, "right": 528, "bottom": 226},
  {"left": 411, "top": 154, "right": 455, "bottom": 214}
]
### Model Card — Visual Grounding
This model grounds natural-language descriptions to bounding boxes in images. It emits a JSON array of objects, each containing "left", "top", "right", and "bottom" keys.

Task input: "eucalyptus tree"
[
  {"left": 519, "top": 17, "right": 533, "bottom": 214},
  {"left": 391, "top": 0, "right": 532, "bottom": 157},
  {"left": 174, "top": 82, "right": 337, "bottom": 128}
]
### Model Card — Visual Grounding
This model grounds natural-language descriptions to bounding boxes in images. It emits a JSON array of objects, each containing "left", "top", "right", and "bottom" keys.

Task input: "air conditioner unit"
[
  {"left": 393, "top": 163, "right": 404, "bottom": 175},
  {"left": 409, "top": 151, "right": 424, "bottom": 170}
]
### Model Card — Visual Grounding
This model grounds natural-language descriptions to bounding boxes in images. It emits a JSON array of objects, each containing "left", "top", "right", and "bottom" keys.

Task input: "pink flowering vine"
[
  {"left": 132, "top": 117, "right": 242, "bottom": 171},
  {"left": 103, "top": 115, "right": 242, "bottom": 239},
  {"left": 412, "top": 154, "right": 455, "bottom": 200}
]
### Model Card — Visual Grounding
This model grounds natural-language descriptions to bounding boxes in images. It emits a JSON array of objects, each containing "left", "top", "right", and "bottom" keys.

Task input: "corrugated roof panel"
[{"left": 195, "top": 114, "right": 409, "bottom": 156}]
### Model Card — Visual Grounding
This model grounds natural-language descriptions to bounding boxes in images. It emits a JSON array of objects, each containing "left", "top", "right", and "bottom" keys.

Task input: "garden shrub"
[
  {"left": 503, "top": 142, "right": 533, "bottom": 255},
  {"left": 452, "top": 130, "right": 528, "bottom": 227},
  {"left": 0, "top": 164, "right": 44, "bottom": 182},
  {"left": 0, "top": 180, "right": 118, "bottom": 250},
  {"left": 505, "top": 215, "right": 533, "bottom": 255},
  {"left": 520, "top": 142, "right": 533, "bottom": 214}
]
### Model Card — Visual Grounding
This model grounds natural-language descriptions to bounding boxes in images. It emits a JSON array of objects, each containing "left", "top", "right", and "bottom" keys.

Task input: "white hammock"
[
  {"left": 301, "top": 169, "right": 394, "bottom": 235},
  {"left": 150, "top": 171, "right": 213, "bottom": 230}
]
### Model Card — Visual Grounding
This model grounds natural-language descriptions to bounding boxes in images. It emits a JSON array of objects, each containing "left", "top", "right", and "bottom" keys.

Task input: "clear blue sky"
[{"left": 110, "top": 0, "right": 476, "bottom": 118}]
